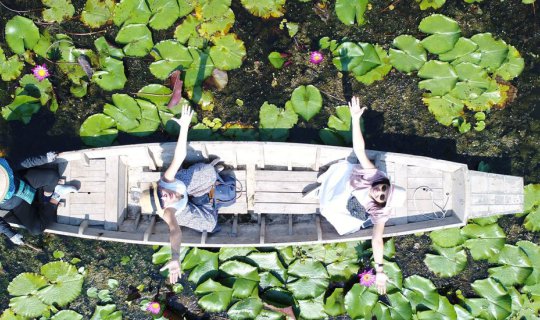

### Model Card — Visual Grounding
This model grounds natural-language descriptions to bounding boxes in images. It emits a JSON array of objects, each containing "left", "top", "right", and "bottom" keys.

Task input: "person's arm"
[
  {"left": 372, "top": 222, "right": 388, "bottom": 295},
  {"left": 349, "top": 96, "right": 375, "bottom": 170},
  {"left": 160, "top": 208, "right": 183, "bottom": 284},
  {"left": 163, "top": 105, "right": 194, "bottom": 182}
]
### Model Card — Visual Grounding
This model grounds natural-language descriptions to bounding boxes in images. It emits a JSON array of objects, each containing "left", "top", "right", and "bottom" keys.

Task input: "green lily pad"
[
  {"left": 418, "top": 60, "right": 458, "bottom": 96},
  {"left": 462, "top": 222, "right": 506, "bottom": 238},
  {"left": 125, "top": 100, "right": 161, "bottom": 136},
  {"left": 42, "top": 0, "right": 75, "bottom": 23},
  {"left": 290, "top": 85, "right": 322, "bottom": 121},
  {"left": 495, "top": 45, "right": 524, "bottom": 81},
  {"left": 384, "top": 292, "right": 413, "bottom": 320},
  {"left": 259, "top": 101, "right": 298, "bottom": 141},
  {"left": 463, "top": 81, "right": 503, "bottom": 112},
  {"left": 103, "top": 101, "right": 138, "bottom": 132},
  {"left": 344, "top": 284, "right": 378, "bottom": 319},
  {"left": 0, "top": 48, "right": 24, "bottom": 81},
  {"left": 79, "top": 113, "right": 118, "bottom": 147},
  {"left": 403, "top": 275, "right": 439, "bottom": 311},
  {"left": 198, "top": 290, "right": 232, "bottom": 312},
  {"left": 137, "top": 84, "right": 172, "bottom": 106},
  {"left": 439, "top": 37, "right": 478, "bottom": 62},
  {"left": 228, "top": 297, "right": 263, "bottom": 320},
  {"left": 326, "top": 259, "right": 358, "bottom": 282},
  {"left": 209, "top": 34, "right": 246, "bottom": 71},
  {"left": 8, "top": 273, "right": 48, "bottom": 296},
  {"left": 94, "top": 37, "right": 124, "bottom": 59},
  {"left": 239, "top": 0, "right": 285, "bottom": 18},
  {"left": 416, "top": 296, "right": 458, "bottom": 319},
  {"left": 298, "top": 293, "right": 326, "bottom": 320},
  {"left": 524, "top": 184, "right": 540, "bottom": 212},
  {"left": 90, "top": 304, "right": 122, "bottom": 320},
  {"left": 328, "top": 105, "right": 352, "bottom": 142},
  {"left": 1, "top": 309, "right": 27, "bottom": 320},
  {"left": 148, "top": 0, "right": 180, "bottom": 30},
  {"left": 150, "top": 40, "right": 193, "bottom": 80},
  {"left": 1, "top": 94, "right": 41, "bottom": 124},
  {"left": 36, "top": 261, "right": 84, "bottom": 306},
  {"left": 471, "top": 33, "right": 509, "bottom": 72},
  {"left": 454, "top": 62, "right": 491, "bottom": 90},
  {"left": 51, "top": 310, "right": 83, "bottom": 320},
  {"left": 268, "top": 52, "right": 287, "bottom": 69},
  {"left": 355, "top": 45, "right": 392, "bottom": 85},
  {"left": 416, "top": 0, "right": 446, "bottom": 10},
  {"left": 286, "top": 259, "right": 329, "bottom": 300},
  {"left": 115, "top": 24, "right": 153, "bottom": 57},
  {"left": 429, "top": 227, "right": 465, "bottom": 247},
  {"left": 113, "top": 0, "right": 151, "bottom": 26},
  {"left": 466, "top": 278, "right": 512, "bottom": 320},
  {"left": 9, "top": 296, "right": 49, "bottom": 318},
  {"left": 324, "top": 288, "right": 346, "bottom": 316},
  {"left": 419, "top": 14, "right": 461, "bottom": 54},
  {"left": 259, "top": 272, "right": 284, "bottom": 289},
  {"left": 199, "top": 8, "right": 235, "bottom": 38},
  {"left": 5, "top": 16, "right": 40, "bottom": 54},
  {"left": 422, "top": 94, "right": 464, "bottom": 126},
  {"left": 524, "top": 206, "right": 540, "bottom": 232},
  {"left": 19, "top": 74, "right": 54, "bottom": 106},
  {"left": 174, "top": 15, "right": 199, "bottom": 44},
  {"left": 332, "top": 42, "right": 364, "bottom": 72},
  {"left": 70, "top": 82, "right": 88, "bottom": 98},
  {"left": 183, "top": 48, "right": 214, "bottom": 88},
  {"left": 424, "top": 245, "right": 467, "bottom": 277},
  {"left": 232, "top": 278, "right": 258, "bottom": 299},
  {"left": 195, "top": 278, "right": 231, "bottom": 295},
  {"left": 178, "top": 0, "right": 195, "bottom": 16},
  {"left": 220, "top": 260, "right": 260, "bottom": 281},
  {"left": 389, "top": 35, "right": 427, "bottom": 73},
  {"left": 92, "top": 56, "right": 127, "bottom": 91},
  {"left": 350, "top": 42, "right": 381, "bottom": 76},
  {"left": 246, "top": 251, "right": 286, "bottom": 272},
  {"left": 335, "top": 0, "right": 369, "bottom": 25},
  {"left": 81, "top": 0, "right": 115, "bottom": 28}
]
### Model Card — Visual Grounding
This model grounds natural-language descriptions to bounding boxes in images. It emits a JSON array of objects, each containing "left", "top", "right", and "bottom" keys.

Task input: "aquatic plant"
[
  {"left": 115, "top": 24, "right": 154, "bottom": 57},
  {"left": 358, "top": 269, "right": 376, "bottom": 286},
  {"left": 0, "top": 47, "right": 24, "bottom": 81},
  {"left": 32, "top": 64, "right": 50, "bottom": 81},
  {"left": 335, "top": 0, "right": 369, "bottom": 26},
  {"left": 4, "top": 16, "right": 40, "bottom": 55},
  {"left": 290, "top": 85, "right": 323, "bottom": 121},
  {"left": 259, "top": 101, "right": 299, "bottom": 141},
  {"left": 42, "top": 0, "right": 75, "bottom": 23},
  {"left": 268, "top": 52, "right": 288, "bottom": 69},
  {"left": 146, "top": 301, "right": 161, "bottom": 314},
  {"left": 424, "top": 244, "right": 467, "bottom": 277},
  {"left": 319, "top": 105, "right": 353, "bottom": 146},
  {"left": 240, "top": 0, "right": 286, "bottom": 18},
  {"left": 388, "top": 35, "right": 427, "bottom": 73},
  {"left": 523, "top": 184, "right": 540, "bottom": 231},
  {"left": 90, "top": 304, "right": 122, "bottom": 319},
  {"left": 309, "top": 51, "right": 324, "bottom": 64},
  {"left": 81, "top": 0, "right": 115, "bottom": 28}
]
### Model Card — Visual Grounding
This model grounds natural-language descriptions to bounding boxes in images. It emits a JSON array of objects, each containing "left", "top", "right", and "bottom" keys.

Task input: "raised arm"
[
  {"left": 160, "top": 208, "right": 183, "bottom": 284},
  {"left": 163, "top": 105, "right": 194, "bottom": 182},
  {"left": 371, "top": 222, "right": 388, "bottom": 295},
  {"left": 349, "top": 96, "right": 375, "bottom": 170}
]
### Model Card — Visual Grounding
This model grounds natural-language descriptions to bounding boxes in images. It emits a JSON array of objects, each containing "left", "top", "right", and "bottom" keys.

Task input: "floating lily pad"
[
  {"left": 259, "top": 101, "right": 298, "bottom": 141},
  {"left": 320, "top": 105, "right": 352, "bottom": 146},
  {"left": 228, "top": 297, "right": 263, "bottom": 319},
  {"left": 1, "top": 94, "right": 41, "bottom": 124},
  {"left": 0, "top": 48, "right": 24, "bottom": 81},
  {"left": 488, "top": 244, "right": 532, "bottom": 286},
  {"left": 90, "top": 304, "right": 122, "bottom": 320},
  {"left": 196, "top": 279, "right": 232, "bottom": 312},
  {"left": 389, "top": 35, "right": 427, "bottom": 73},
  {"left": 79, "top": 113, "right": 118, "bottom": 147},
  {"left": 471, "top": 33, "right": 509, "bottom": 72},
  {"left": 422, "top": 94, "right": 464, "bottom": 126},
  {"left": 332, "top": 42, "right": 364, "bottom": 72},
  {"left": 92, "top": 56, "right": 127, "bottom": 90},
  {"left": 51, "top": 310, "right": 83, "bottom": 320},
  {"left": 103, "top": 95, "right": 141, "bottom": 131},
  {"left": 94, "top": 37, "right": 124, "bottom": 59},
  {"left": 150, "top": 40, "right": 193, "bottom": 80},
  {"left": 429, "top": 227, "right": 465, "bottom": 247},
  {"left": 0, "top": 309, "right": 27, "bottom": 320},
  {"left": 290, "top": 85, "right": 322, "bottom": 122},
  {"left": 524, "top": 206, "right": 540, "bottom": 232},
  {"left": 209, "top": 34, "right": 246, "bottom": 71},
  {"left": 466, "top": 278, "right": 512, "bottom": 320},
  {"left": 418, "top": 60, "right": 458, "bottom": 96},
  {"left": 416, "top": 0, "right": 446, "bottom": 10},
  {"left": 137, "top": 84, "right": 172, "bottom": 106},
  {"left": 344, "top": 284, "right": 378, "bottom": 319},
  {"left": 298, "top": 293, "right": 326, "bottom": 320},
  {"left": 5, "top": 16, "right": 40, "bottom": 54},
  {"left": 286, "top": 259, "right": 329, "bottom": 300},
  {"left": 424, "top": 245, "right": 467, "bottom": 278},
  {"left": 9, "top": 296, "right": 49, "bottom": 318},
  {"left": 463, "top": 81, "right": 503, "bottom": 112},
  {"left": 495, "top": 45, "right": 524, "bottom": 81},
  {"left": 419, "top": 14, "right": 461, "bottom": 54},
  {"left": 335, "top": 0, "right": 369, "bottom": 25},
  {"left": 42, "top": 0, "right": 75, "bottom": 23},
  {"left": 244, "top": 252, "right": 283, "bottom": 273},
  {"left": 356, "top": 45, "right": 392, "bottom": 85},
  {"left": 403, "top": 275, "right": 439, "bottom": 311},
  {"left": 324, "top": 288, "right": 346, "bottom": 316},
  {"left": 240, "top": 0, "right": 285, "bottom": 18},
  {"left": 183, "top": 48, "right": 214, "bottom": 88},
  {"left": 174, "top": 15, "right": 199, "bottom": 44},
  {"left": 220, "top": 260, "right": 259, "bottom": 281},
  {"left": 199, "top": 8, "right": 235, "bottom": 38},
  {"left": 149, "top": 0, "right": 180, "bottom": 30},
  {"left": 113, "top": 0, "right": 151, "bottom": 26},
  {"left": 81, "top": 0, "right": 115, "bottom": 28},
  {"left": 115, "top": 24, "right": 154, "bottom": 57},
  {"left": 462, "top": 223, "right": 506, "bottom": 260},
  {"left": 438, "top": 37, "right": 478, "bottom": 62},
  {"left": 8, "top": 273, "right": 48, "bottom": 296}
]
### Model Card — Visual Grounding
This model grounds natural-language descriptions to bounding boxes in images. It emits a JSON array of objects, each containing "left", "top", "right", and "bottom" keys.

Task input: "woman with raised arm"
[{"left": 315, "top": 96, "right": 406, "bottom": 295}]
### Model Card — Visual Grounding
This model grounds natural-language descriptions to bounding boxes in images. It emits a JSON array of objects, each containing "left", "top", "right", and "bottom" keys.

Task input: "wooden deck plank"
[
  {"left": 407, "top": 177, "right": 443, "bottom": 189},
  {"left": 407, "top": 166, "right": 443, "bottom": 178},
  {"left": 254, "top": 203, "right": 319, "bottom": 214},
  {"left": 70, "top": 159, "right": 106, "bottom": 171},
  {"left": 393, "top": 163, "right": 408, "bottom": 222},
  {"left": 406, "top": 188, "right": 443, "bottom": 200},
  {"left": 70, "top": 192, "right": 105, "bottom": 204},
  {"left": 69, "top": 203, "right": 105, "bottom": 215},
  {"left": 255, "top": 192, "right": 319, "bottom": 204},
  {"left": 255, "top": 170, "right": 318, "bottom": 182},
  {"left": 255, "top": 181, "right": 315, "bottom": 193},
  {"left": 76, "top": 181, "right": 107, "bottom": 193},
  {"left": 105, "top": 156, "right": 119, "bottom": 230},
  {"left": 70, "top": 169, "right": 107, "bottom": 179}
]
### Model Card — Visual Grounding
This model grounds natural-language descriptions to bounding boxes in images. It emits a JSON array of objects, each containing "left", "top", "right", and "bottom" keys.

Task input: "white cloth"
[{"left": 318, "top": 161, "right": 365, "bottom": 235}]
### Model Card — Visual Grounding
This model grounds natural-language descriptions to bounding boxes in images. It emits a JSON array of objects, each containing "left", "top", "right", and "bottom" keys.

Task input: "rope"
[{"left": 412, "top": 186, "right": 450, "bottom": 220}]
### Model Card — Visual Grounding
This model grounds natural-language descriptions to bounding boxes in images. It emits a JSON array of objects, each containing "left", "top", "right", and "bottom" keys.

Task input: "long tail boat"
[{"left": 8, "top": 142, "right": 523, "bottom": 247}]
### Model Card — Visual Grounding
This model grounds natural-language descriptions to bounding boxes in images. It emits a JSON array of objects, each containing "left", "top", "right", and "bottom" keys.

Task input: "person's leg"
[
  {"left": 23, "top": 168, "right": 60, "bottom": 194},
  {"left": 11, "top": 202, "right": 44, "bottom": 235}
]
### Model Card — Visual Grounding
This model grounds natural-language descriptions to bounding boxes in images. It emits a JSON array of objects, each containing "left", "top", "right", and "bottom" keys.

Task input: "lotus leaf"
[
  {"left": 438, "top": 37, "right": 478, "bottom": 61},
  {"left": 0, "top": 309, "right": 26, "bottom": 320},
  {"left": 324, "top": 288, "right": 346, "bottom": 316},
  {"left": 92, "top": 56, "right": 127, "bottom": 91},
  {"left": 115, "top": 24, "right": 153, "bottom": 57},
  {"left": 94, "top": 37, "right": 124, "bottom": 59},
  {"left": 416, "top": 296, "right": 458, "bottom": 319},
  {"left": 344, "top": 284, "right": 378, "bottom": 319},
  {"left": 209, "top": 34, "right": 246, "bottom": 70},
  {"left": 423, "top": 94, "right": 464, "bottom": 126},
  {"left": 495, "top": 45, "right": 524, "bottom": 80},
  {"left": 8, "top": 273, "right": 48, "bottom": 296},
  {"left": 231, "top": 278, "right": 258, "bottom": 299},
  {"left": 259, "top": 272, "right": 284, "bottom": 289},
  {"left": 454, "top": 62, "right": 491, "bottom": 90},
  {"left": 148, "top": 0, "right": 180, "bottom": 30},
  {"left": 416, "top": 0, "right": 446, "bottom": 10},
  {"left": 246, "top": 251, "right": 285, "bottom": 272},
  {"left": 19, "top": 75, "right": 53, "bottom": 106},
  {"left": 1, "top": 94, "right": 41, "bottom": 124},
  {"left": 290, "top": 85, "right": 322, "bottom": 121},
  {"left": 174, "top": 15, "right": 199, "bottom": 44},
  {"left": 113, "top": 0, "right": 151, "bottom": 26},
  {"left": 429, "top": 227, "right": 465, "bottom": 247},
  {"left": 471, "top": 33, "right": 509, "bottom": 72},
  {"left": 389, "top": 35, "right": 427, "bottom": 73},
  {"left": 37, "top": 261, "right": 84, "bottom": 306},
  {"left": 403, "top": 275, "right": 439, "bottom": 311},
  {"left": 524, "top": 184, "right": 540, "bottom": 212},
  {"left": 259, "top": 101, "right": 298, "bottom": 141},
  {"left": 198, "top": 290, "right": 233, "bottom": 312},
  {"left": 240, "top": 0, "right": 285, "bottom": 18},
  {"left": 51, "top": 310, "right": 83, "bottom": 320},
  {"left": 419, "top": 14, "right": 461, "bottom": 54},
  {"left": 0, "top": 48, "right": 24, "bottom": 81},
  {"left": 418, "top": 61, "right": 458, "bottom": 96},
  {"left": 81, "top": 0, "right": 115, "bottom": 28},
  {"left": 524, "top": 206, "right": 540, "bottom": 232},
  {"left": 463, "top": 81, "right": 503, "bottom": 112},
  {"left": 195, "top": 278, "right": 231, "bottom": 295},
  {"left": 424, "top": 245, "right": 467, "bottom": 277},
  {"left": 326, "top": 260, "right": 358, "bottom": 282},
  {"left": 268, "top": 52, "right": 287, "bottom": 69},
  {"left": 137, "top": 84, "right": 172, "bottom": 106},
  {"left": 469, "top": 278, "right": 512, "bottom": 319},
  {"left": 199, "top": 8, "right": 235, "bottom": 38},
  {"left": 286, "top": 259, "right": 328, "bottom": 300},
  {"left": 42, "top": 0, "right": 75, "bottom": 23},
  {"left": 228, "top": 298, "right": 263, "bottom": 319},
  {"left": 220, "top": 260, "right": 259, "bottom": 281},
  {"left": 335, "top": 0, "right": 369, "bottom": 25},
  {"left": 103, "top": 102, "right": 138, "bottom": 132},
  {"left": 183, "top": 49, "right": 215, "bottom": 88},
  {"left": 5, "top": 16, "right": 40, "bottom": 54},
  {"left": 461, "top": 222, "right": 506, "bottom": 239},
  {"left": 471, "top": 215, "right": 498, "bottom": 226},
  {"left": 80, "top": 113, "right": 118, "bottom": 147},
  {"left": 332, "top": 42, "right": 364, "bottom": 72},
  {"left": 90, "top": 304, "right": 122, "bottom": 320},
  {"left": 149, "top": 40, "right": 193, "bottom": 80},
  {"left": 356, "top": 45, "right": 392, "bottom": 85},
  {"left": 9, "top": 296, "right": 49, "bottom": 318},
  {"left": 298, "top": 293, "right": 326, "bottom": 320}
]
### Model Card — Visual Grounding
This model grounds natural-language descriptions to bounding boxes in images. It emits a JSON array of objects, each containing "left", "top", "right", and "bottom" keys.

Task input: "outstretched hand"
[
  {"left": 348, "top": 96, "right": 367, "bottom": 120},
  {"left": 171, "top": 105, "right": 194, "bottom": 129},
  {"left": 160, "top": 259, "right": 182, "bottom": 284},
  {"left": 375, "top": 272, "right": 388, "bottom": 295}
]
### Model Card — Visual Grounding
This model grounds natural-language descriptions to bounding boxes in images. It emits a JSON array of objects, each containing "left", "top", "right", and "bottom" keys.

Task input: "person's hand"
[
  {"left": 46, "top": 151, "right": 58, "bottom": 163},
  {"left": 172, "top": 105, "right": 194, "bottom": 130},
  {"left": 375, "top": 271, "right": 388, "bottom": 295},
  {"left": 160, "top": 259, "right": 181, "bottom": 284},
  {"left": 10, "top": 233, "right": 24, "bottom": 245},
  {"left": 348, "top": 96, "right": 367, "bottom": 120}
]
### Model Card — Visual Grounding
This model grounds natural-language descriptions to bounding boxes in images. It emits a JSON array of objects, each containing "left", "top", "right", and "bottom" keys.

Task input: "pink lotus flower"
[
  {"left": 32, "top": 64, "right": 50, "bottom": 81},
  {"left": 146, "top": 301, "right": 161, "bottom": 315},
  {"left": 358, "top": 269, "right": 376, "bottom": 287},
  {"left": 309, "top": 51, "right": 324, "bottom": 64}
]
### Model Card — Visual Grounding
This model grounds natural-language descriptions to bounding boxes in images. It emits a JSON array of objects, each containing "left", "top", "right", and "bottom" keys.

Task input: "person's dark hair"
[{"left": 371, "top": 178, "right": 390, "bottom": 188}]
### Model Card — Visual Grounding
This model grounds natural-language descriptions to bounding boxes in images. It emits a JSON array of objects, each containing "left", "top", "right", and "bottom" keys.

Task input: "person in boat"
[
  {"left": 315, "top": 96, "right": 406, "bottom": 295},
  {"left": 143, "top": 105, "right": 220, "bottom": 284},
  {"left": 0, "top": 152, "right": 77, "bottom": 246}
]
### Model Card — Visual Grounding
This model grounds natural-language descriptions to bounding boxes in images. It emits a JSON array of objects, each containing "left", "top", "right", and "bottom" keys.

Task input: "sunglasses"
[{"left": 377, "top": 184, "right": 388, "bottom": 202}]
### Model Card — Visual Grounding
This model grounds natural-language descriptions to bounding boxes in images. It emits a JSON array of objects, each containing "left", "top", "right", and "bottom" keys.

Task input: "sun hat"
[
  {"left": 140, "top": 180, "right": 188, "bottom": 215},
  {"left": 385, "top": 184, "right": 407, "bottom": 209},
  {"left": 0, "top": 158, "right": 14, "bottom": 202}
]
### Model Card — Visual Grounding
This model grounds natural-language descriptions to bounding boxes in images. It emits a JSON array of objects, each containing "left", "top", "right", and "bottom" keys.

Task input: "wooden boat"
[{"left": 7, "top": 142, "right": 524, "bottom": 247}]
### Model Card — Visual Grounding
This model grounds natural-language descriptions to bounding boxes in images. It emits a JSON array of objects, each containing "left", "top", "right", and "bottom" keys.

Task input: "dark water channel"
[{"left": 0, "top": 0, "right": 539, "bottom": 318}]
